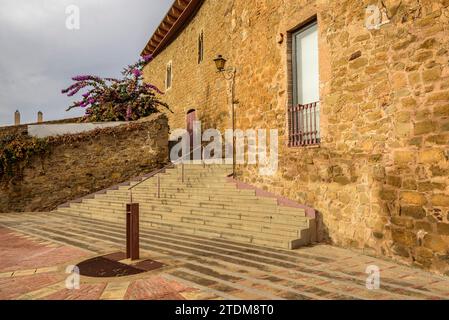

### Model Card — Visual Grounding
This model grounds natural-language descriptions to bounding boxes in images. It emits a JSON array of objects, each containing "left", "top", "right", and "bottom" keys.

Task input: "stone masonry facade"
[
  {"left": 143, "top": 0, "right": 449, "bottom": 275},
  {"left": 0, "top": 114, "right": 169, "bottom": 213}
]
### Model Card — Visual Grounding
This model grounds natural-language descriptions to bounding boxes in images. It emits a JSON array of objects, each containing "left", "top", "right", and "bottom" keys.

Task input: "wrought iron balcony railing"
[{"left": 288, "top": 101, "right": 321, "bottom": 147}]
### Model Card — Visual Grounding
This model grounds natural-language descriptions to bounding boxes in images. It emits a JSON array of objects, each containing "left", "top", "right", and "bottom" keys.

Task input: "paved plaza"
[{"left": 1, "top": 212, "right": 449, "bottom": 300}]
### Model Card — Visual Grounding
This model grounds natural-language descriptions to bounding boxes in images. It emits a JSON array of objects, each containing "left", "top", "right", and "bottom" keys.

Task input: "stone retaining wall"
[{"left": 0, "top": 114, "right": 169, "bottom": 212}]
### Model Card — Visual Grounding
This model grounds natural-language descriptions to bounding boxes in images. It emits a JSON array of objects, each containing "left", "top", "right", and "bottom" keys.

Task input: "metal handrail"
[{"left": 128, "top": 144, "right": 206, "bottom": 203}]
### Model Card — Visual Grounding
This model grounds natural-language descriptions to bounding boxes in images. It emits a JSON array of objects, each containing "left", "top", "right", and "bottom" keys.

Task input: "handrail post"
[
  {"left": 157, "top": 175, "right": 161, "bottom": 198},
  {"left": 182, "top": 162, "right": 185, "bottom": 183}
]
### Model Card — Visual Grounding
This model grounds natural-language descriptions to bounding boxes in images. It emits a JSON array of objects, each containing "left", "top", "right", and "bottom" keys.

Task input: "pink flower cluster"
[{"left": 61, "top": 56, "right": 167, "bottom": 122}]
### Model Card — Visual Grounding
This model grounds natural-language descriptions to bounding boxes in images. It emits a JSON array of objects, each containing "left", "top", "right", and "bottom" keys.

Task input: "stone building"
[{"left": 142, "top": 0, "right": 449, "bottom": 274}]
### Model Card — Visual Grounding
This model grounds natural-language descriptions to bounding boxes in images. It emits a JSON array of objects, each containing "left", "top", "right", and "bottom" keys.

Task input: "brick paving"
[
  {"left": 0, "top": 273, "right": 64, "bottom": 300},
  {"left": 1, "top": 212, "right": 449, "bottom": 300},
  {"left": 0, "top": 226, "right": 90, "bottom": 272},
  {"left": 124, "top": 277, "right": 195, "bottom": 300},
  {"left": 45, "top": 283, "right": 107, "bottom": 300}
]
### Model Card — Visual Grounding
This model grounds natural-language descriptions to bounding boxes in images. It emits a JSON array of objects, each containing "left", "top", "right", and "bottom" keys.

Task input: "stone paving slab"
[
  {"left": 1, "top": 212, "right": 449, "bottom": 300},
  {"left": 100, "top": 281, "right": 131, "bottom": 300}
]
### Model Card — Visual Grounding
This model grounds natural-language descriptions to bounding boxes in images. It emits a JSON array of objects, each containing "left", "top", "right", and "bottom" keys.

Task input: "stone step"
[
  {"left": 134, "top": 212, "right": 305, "bottom": 238},
  {"left": 162, "top": 170, "right": 230, "bottom": 178},
  {"left": 130, "top": 171, "right": 232, "bottom": 179},
  {"left": 84, "top": 195, "right": 296, "bottom": 215},
  {"left": 124, "top": 180, "right": 255, "bottom": 193},
  {"left": 103, "top": 190, "right": 264, "bottom": 202},
  {"left": 148, "top": 170, "right": 230, "bottom": 177},
  {"left": 139, "top": 194, "right": 303, "bottom": 213},
  {"left": 170, "top": 166, "right": 233, "bottom": 172},
  {"left": 144, "top": 211, "right": 309, "bottom": 234},
  {"left": 65, "top": 201, "right": 308, "bottom": 226},
  {"left": 115, "top": 189, "right": 276, "bottom": 203},
  {"left": 137, "top": 218, "right": 307, "bottom": 249},
  {"left": 80, "top": 194, "right": 305, "bottom": 216},
  {"left": 57, "top": 208, "right": 307, "bottom": 249},
  {"left": 122, "top": 183, "right": 241, "bottom": 192},
  {"left": 108, "top": 185, "right": 254, "bottom": 196},
  {"left": 121, "top": 188, "right": 243, "bottom": 196},
  {"left": 184, "top": 207, "right": 309, "bottom": 225},
  {"left": 133, "top": 176, "right": 235, "bottom": 183},
  {"left": 68, "top": 200, "right": 308, "bottom": 223},
  {"left": 144, "top": 196, "right": 300, "bottom": 214},
  {"left": 55, "top": 163, "right": 314, "bottom": 250},
  {"left": 58, "top": 206, "right": 306, "bottom": 238},
  {"left": 124, "top": 178, "right": 248, "bottom": 188}
]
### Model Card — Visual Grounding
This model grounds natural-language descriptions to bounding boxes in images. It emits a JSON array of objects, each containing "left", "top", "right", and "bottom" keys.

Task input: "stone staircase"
[{"left": 55, "top": 164, "right": 316, "bottom": 250}]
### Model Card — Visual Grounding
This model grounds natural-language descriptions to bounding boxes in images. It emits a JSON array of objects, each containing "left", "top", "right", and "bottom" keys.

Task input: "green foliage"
[{"left": 0, "top": 134, "right": 49, "bottom": 177}]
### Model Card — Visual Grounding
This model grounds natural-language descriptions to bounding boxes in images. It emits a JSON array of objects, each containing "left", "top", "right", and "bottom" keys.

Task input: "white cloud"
[{"left": 0, "top": 0, "right": 172, "bottom": 126}]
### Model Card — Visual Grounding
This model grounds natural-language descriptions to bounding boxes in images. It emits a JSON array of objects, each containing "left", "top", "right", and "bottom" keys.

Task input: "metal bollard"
[{"left": 126, "top": 203, "right": 140, "bottom": 260}]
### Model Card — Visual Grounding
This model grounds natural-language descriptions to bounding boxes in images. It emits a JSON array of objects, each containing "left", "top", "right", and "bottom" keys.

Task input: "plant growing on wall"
[
  {"left": 0, "top": 134, "right": 49, "bottom": 178},
  {"left": 62, "top": 55, "right": 169, "bottom": 122}
]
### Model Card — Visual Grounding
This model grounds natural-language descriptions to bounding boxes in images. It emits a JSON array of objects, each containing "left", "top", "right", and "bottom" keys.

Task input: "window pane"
[{"left": 294, "top": 23, "right": 319, "bottom": 105}]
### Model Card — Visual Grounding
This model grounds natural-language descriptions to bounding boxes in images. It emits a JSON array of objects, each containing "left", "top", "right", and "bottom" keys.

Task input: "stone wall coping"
[{"left": 28, "top": 122, "right": 128, "bottom": 138}]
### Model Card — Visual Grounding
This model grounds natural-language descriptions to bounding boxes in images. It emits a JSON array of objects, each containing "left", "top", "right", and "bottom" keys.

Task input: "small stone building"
[{"left": 142, "top": 0, "right": 449, "bottom": 274}]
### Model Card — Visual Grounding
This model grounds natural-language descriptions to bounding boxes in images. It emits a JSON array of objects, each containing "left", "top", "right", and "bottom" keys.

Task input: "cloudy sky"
[{"left": 0, "top": 0, "right": 172, "bottom": 126}]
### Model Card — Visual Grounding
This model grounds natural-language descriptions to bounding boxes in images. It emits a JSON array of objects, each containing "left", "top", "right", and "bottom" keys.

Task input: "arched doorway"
[{"left": 186, "top": 109, "right": 196, "bottom": 136}]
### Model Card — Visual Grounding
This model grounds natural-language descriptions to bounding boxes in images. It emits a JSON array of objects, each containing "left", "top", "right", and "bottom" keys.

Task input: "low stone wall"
[{"left": 0, "top": 114, "right": 169, "bottom": 213}]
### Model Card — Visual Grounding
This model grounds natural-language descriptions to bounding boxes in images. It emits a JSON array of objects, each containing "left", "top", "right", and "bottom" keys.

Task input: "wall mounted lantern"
[{"left": 213, "top": 55, "right": 227, "bottom": 72}]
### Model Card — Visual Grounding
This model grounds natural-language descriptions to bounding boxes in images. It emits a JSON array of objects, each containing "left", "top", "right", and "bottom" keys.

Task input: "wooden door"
[{"left": 186, "top": 110, "right": 196, "bottom": 158}]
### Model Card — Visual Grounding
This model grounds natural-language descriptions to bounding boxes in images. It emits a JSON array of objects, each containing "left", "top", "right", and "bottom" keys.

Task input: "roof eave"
[{"left": 141, "top": 0, "right": 204, "bottom": 59}]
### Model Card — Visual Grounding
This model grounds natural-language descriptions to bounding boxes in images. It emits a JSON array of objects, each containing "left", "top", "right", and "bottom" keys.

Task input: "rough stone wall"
[
  {"left": 143, "top": 0, "right": 449, "bottom": 274},
  {"left": 0, "top": 114, "right": 169, "bottom": 213},
  {"left": 143, "top": 0, "right": 235, "bottom": 132}
]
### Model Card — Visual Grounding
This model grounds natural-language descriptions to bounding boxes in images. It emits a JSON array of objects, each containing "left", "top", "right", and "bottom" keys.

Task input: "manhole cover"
[{"left": 77, "top": 252, "right": 165, "bottom": 278}]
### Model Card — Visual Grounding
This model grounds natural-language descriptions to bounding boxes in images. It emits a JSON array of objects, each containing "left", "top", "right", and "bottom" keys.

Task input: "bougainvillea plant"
[{"left": 62, "top": 55, "right": 169, "bottom": 122}]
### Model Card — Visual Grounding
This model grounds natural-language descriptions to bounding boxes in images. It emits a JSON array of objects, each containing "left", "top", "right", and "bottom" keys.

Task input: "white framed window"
[
  {"left": 293, "top": 21, "right": 319, "bottom": 106},
  {"left": 289, "top": 20, "right": 321, "bottom": 147},
  {"left": 165, "top": 61, "right": 172, "bottom": 90}
]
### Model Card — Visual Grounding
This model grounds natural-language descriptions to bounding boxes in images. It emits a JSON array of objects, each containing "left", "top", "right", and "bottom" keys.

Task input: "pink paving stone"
[
  {"left": 44, "top": 283, "right": 108, "bottom": 300},
  {"left": 0, "top": 273, "right": 64, "bottom": 300},
  {"left": 125, "top": 276, "right": 196, "bottom": 300},
  {"left": 163, "top": 277, "right": 196, "bottom": 292},
  {"left": 0, "top": 227, "right": 91, "bottom": 273}
]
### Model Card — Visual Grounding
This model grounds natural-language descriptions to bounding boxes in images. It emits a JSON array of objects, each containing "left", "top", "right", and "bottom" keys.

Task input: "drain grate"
[{"left": 77, "top": 252, "right": 165, "bottom": 278}]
